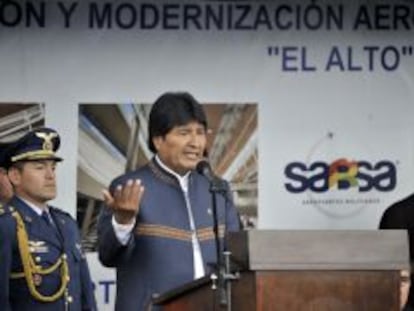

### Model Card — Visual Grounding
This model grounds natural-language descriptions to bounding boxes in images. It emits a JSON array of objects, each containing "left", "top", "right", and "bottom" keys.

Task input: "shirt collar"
[
  {"left": 155, "top": 155, "right": 190, "bottom": 192},
  {"left": 16, "top": 196, "right": 49, "bottom": 216}
]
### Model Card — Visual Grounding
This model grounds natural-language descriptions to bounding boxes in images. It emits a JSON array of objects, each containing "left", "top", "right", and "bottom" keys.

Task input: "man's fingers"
[
  {"left": 112, "top": 184, "right": 123, "bottom": 202},
  {"left": 106, "top": 179, "right": 143, "bottom": 212},
  {"left": 122, "top": 179, "right": 134, "bottom": 199},
  {"left": 130, "top": 180, "right": 144, "bottom": 203}
]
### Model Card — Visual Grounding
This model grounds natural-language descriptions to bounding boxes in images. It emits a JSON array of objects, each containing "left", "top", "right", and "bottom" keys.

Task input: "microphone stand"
[
  {"left": 209, "top": 178, "right": 238, "bottom": 311},
  {"left": 210, "top": 188, "right": 222, "bottom": 272}
]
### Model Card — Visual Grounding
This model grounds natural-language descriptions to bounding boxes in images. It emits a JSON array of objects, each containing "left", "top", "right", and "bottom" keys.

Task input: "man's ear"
[{"left": 152, "top": 136, "right": 163, "bottom": 152}]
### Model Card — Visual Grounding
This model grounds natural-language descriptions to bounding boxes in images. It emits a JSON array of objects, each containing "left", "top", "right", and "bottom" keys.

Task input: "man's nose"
[
  {"left": 45, "top": 166, "right": 55, "bottom": 178},
  {"left": 188, "top": 132, "right": 202, "bottom": 147}
]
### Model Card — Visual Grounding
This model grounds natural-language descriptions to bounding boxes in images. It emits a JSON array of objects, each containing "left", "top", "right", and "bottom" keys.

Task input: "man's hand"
[{"left": 102, "top": 179, "right": 144, "bottom": 225}]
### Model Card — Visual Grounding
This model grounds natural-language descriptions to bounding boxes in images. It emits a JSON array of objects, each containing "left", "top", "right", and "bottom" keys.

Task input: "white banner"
[{"left": 1, "top": 1, "right": 414, "bottom": 309}]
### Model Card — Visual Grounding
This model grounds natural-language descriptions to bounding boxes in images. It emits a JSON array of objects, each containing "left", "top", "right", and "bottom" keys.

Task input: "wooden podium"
[{"left": 152, "top": 230, "right": 409, "bottom": 311}]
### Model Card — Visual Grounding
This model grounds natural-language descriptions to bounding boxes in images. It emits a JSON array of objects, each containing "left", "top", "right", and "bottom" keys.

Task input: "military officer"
[
  {"left": 0, "top": 142, "right": 13, "bottom": 203},
  {"left": 0, "top": 128, "right": 96, "bottom": 310}
]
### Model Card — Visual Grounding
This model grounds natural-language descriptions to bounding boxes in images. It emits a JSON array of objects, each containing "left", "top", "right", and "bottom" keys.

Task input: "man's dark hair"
[{"left": 148, "top": 92, "right": 208, "bottom": 153}]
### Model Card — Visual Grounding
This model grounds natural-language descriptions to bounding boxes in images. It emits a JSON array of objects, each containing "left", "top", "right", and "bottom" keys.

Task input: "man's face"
[
  {"left": 8, "top": 160, "right": 57, "bottom": 207},
  {"left": 153, "top": 121, "right": 207, "bottom": 175},
  {"left": 0, "top": 168, "right": 13, "bottom": 203}
]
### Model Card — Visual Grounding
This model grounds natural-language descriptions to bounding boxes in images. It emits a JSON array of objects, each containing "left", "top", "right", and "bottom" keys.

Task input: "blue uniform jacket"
[
  {"left": 98, "top": 159, "right": 241, "bottom": 311},
  {"left": 0, "top": 196, "right": 96, "bottom": 311}
]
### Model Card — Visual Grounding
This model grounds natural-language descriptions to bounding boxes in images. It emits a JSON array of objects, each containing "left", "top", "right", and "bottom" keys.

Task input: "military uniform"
[
  {"left": 0, "top": 142, "right": 13, "bottom": 203},
  {"left": 0, "top": 128, "right": 96, "bottom": 310}
]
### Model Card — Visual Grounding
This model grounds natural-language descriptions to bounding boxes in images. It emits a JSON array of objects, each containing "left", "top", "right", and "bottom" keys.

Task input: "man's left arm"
[
  {"left": 379, "top": 204, "right": 406, "bottom": 229},
  {"left": 69, "top": 217, "right": 97, "bottom": 311},
  {"left": 0, "top": 213, "right": 14, "bottom": 311},
  {"left": 79, "top": 256, "right": 97, "bottom": 311}
]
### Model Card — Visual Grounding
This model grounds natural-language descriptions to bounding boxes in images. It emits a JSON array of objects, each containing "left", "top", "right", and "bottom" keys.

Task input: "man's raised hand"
[{"left": 102, "top": 179, "right": 144, "bottom": 225}]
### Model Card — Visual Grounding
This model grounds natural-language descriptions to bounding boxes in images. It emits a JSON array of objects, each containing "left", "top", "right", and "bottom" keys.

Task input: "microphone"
[
  {"left": 196, "top": 160, "right": 227, "bottom": 193},
  {"left": 196, "top": 160, "right": 217, "bottom": 183}
]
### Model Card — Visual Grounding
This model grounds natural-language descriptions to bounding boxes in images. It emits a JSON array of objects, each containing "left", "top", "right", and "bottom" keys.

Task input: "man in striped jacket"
[{"left": 98, "top": 92, "right": 241, "bottom": 311}]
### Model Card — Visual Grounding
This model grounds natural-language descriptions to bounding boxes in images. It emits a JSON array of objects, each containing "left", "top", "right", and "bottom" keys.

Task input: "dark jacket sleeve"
[
  {"left": 65, "top": 213, "right": 97, "bottom": 311},
  {"left": 379, "top": 195, "right": 414, "bottom": 309},
  {"left": 97, "top": 201, "right": 136, "bottom": 268},
  {"left": 0, "top": 214, "right": 15, "bottom": 311},
  {"left": 379, "top": 203, "right": 407, "bottom": 229},
  {"left": 80, "top": 255, "right": 97, "bottom": 311}
]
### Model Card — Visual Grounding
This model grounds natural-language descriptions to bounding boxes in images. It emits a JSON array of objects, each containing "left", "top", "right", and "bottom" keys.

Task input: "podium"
[{"left": 152, "top": 230, "right": 409, "bottom": 311}]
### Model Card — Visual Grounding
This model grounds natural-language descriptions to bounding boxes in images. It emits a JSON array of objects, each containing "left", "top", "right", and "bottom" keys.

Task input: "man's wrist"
[
  {"left": 111, "top": 216, "right": 135, "bottom": 245},
  {"left": 114, "top": 213, "right": 135, "bottom": 225}
]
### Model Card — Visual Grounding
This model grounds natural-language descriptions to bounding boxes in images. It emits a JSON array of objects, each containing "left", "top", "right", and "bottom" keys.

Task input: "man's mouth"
[{"left": 184, "top": 152, "right": 200, "bottom": 160}]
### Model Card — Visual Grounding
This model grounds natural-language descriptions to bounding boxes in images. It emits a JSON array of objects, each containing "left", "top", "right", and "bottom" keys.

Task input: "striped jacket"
[{"left": 97, "top": 159, "right": 240, "bottom": 311}]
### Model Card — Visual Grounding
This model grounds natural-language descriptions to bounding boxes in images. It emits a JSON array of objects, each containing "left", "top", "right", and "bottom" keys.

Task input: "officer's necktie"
[
  {"left": 41, "top": 211, "right": 62, "bottom": 242},
  {"left": 41, "top": 211, "right": 54, "bottom": 227}
]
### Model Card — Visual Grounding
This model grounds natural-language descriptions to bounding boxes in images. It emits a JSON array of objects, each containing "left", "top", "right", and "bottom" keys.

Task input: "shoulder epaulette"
[
  {"left": 0, "top": 203, "right": 15, "bottom": 216},
  {"left": 50, "top": 206, "right": 73, "bottom": 218}
]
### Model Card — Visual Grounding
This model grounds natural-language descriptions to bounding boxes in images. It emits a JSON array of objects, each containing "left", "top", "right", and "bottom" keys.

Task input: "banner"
[{"left": 1, "top": 1, "right": 414, "bottom": 309}]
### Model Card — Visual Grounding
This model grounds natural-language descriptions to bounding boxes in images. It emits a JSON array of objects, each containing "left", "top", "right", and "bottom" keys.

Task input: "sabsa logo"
[{"left": 284, "top": 158, "right": 396, "bottom": 193}]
